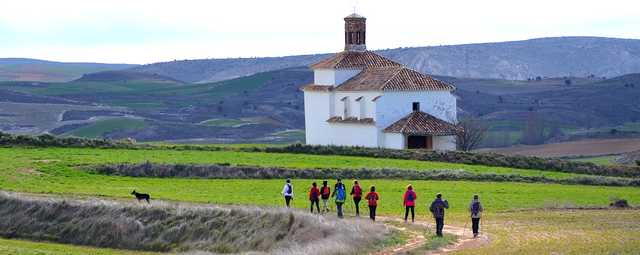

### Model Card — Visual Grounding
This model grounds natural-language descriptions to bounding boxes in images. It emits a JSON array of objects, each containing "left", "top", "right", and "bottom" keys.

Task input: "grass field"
[
  {"left": 0, "top": 238, "right": 158, "bottom": 255},
  {"left": 1, "top": 146, "right": 639, "bottom": 254},
  {"left": 571, "top": 155, "right": 620, "bottom": 165},
  {"left": 63, "top": 118, "right": 147, "bottom": 138},
  {"left": 1, "top": 147, "right": 638, "bottom": 217}
]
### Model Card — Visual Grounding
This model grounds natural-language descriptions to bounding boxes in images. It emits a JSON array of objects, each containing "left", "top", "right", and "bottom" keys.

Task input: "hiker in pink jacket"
[{"left": 403, "top": 184, "right": 417, "bottom": 223}]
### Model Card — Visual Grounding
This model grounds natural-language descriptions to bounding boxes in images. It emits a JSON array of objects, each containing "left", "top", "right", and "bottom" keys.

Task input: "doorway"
[{"left": 407, "top": 135, "right": 433, "bottom": 149}]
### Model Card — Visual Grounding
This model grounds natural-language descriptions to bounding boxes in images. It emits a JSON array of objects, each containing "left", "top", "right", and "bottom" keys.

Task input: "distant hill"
[
  {"left": 132, "top": 37, "right": 640, "bottom": 83},
  {"left": 0, "top": 58, "right": 137, "bottom": 82},
  {"left": 75, "top": 70, "right": 185, "bottom": 84},
  {"left": 0, "top": 64, "right": 638, "bottom": 144}
]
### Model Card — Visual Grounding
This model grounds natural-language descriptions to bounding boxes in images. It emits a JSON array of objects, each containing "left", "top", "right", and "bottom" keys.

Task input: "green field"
[
  {"left": 63, "top": 118, "right": 147, "bottom": 138},
  {"left": 571, "top": 155, "right": 620, "bottom": 165},
  {"left": 0, "top": 238, "right": 157, "bottom": 255},
  {"left": 1, "top": 147, "right": 638, "bottom": 217},
  {"left": 1, "top": 146, "right": 639, "bottom": 254}
]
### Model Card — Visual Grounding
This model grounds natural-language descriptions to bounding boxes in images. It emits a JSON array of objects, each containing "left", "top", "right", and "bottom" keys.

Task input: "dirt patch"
[
  {"left": 482, "top": 138, "right": 640, "bottom": 158},
  {"left": 31, "top": 159, "right": 61, "bottom": 164},
  {"left": 375, "top": 217, "right": 489, "bottom": 255},
  {"left": 16, "top": 168, "right": 43, "bottom": 175}
]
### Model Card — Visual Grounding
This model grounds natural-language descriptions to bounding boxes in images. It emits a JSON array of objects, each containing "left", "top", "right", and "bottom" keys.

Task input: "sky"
[{"left": 1, "top": 0, "right": 639, "bottom": 64}]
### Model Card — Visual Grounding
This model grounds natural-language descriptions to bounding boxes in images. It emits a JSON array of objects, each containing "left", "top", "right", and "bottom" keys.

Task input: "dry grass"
[
  {"left": 451, "top": 209, "right": 640, "bottom": 254},
  {"left": 0, "top": 192, "right": 388, "bottom": 254}
]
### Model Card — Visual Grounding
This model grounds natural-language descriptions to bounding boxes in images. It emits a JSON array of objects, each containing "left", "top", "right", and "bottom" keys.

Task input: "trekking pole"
[
  {"left": 349, "top": 197, "right": 354, "bottom": 215},
  {"left": 463, "top": 220, "right": 468, "bottom": 237}
]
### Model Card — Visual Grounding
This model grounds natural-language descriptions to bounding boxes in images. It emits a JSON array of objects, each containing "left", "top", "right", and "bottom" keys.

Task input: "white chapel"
[{"left": 302, "top": 13, "right": 458, "bottom": 150}]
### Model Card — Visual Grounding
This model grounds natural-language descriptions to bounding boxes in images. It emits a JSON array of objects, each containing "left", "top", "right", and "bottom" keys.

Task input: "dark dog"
[{"left": 131, "top": 190, "right": 150, "bottom": 203}]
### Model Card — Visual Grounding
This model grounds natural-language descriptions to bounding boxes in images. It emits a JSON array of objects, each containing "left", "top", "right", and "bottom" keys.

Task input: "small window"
[
  {"left": 412, "top": 102, "right": 420, "bottom": 111},
  {"left": 341, "top": 96, "right": 349, "bottom": 118}
]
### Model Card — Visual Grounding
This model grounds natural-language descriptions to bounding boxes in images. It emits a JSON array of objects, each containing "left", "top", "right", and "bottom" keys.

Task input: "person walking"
[
  {"left": 469, "top": 194, "right": 483, "bottom": 238},
  {"left": 429, "top": 193, "right": 449, "bottom": 237},
  {"left": 350, "top": 180, "right": 363, "bottom": 216},
  {"left": 320, "top": 180, "right": 331, "bottom": 213},
  {"left": 332, "top": 178, "right": 346, "bottom": 218},
  {"left": 309, "top": 182, "right": 321, "bottom": 213},
  {"left": 365, "top": 185, "right": 379, "bottom": 221},
  {"left": 281, "top": 178, "right": 294, "bottom": 208},
  {"left": 403, "top": 184, "right": 417, "bottom": 223}
]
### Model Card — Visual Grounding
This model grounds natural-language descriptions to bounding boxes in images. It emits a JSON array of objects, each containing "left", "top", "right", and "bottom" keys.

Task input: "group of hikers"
[{"left": 281, "top": 178, "right": 484, "bottom": 238}]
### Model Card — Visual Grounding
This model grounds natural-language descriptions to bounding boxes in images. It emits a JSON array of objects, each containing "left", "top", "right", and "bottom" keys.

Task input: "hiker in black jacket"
[
  {"left": 469, "top": 194, "right": 483, "bottom": 238},
  {"left": 429, "top": 193, "right": 449, "bottom": 237}
]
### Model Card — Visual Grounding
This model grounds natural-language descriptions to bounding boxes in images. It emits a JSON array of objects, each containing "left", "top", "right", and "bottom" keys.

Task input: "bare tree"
[{"left": 456, "top": 117, "right": 488, "bottom": 151}]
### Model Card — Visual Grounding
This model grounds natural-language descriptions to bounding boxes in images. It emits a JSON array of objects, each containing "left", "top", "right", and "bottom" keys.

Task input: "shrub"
[
  {"left": 89, "top": 163, "right": 640, "bottom": 187},
  {"left": 259, "top": 144, "right": 640, "bottom": 178}
]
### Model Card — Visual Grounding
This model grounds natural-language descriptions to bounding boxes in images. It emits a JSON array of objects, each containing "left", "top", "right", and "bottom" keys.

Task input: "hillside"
[
  {"left": 74, "top": 70, "right": 185, "bottom": 83},
  {"left": 0, "top": 58, "right": 137, "bottom": 82},
  {"left": 132, "top": 37, "right": 640, "bottom": 83},
  {"left": 0, "top": 66, "right": 638, "bottom": 145}
]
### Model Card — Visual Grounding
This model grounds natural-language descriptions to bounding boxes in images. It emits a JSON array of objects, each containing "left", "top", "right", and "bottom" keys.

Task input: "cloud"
[{"left": 1, "top": 0, "right": 638, "bottom": 63}]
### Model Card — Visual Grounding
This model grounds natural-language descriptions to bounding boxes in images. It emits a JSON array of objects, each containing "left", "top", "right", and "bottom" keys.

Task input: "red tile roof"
[
  {"left": 383, "top": 111, "right": 459, "bottom": 136},
  {"left": 336, "top": 66, "right": 455, "bottom": 91},
  {"left": 310, "top": 51, "right": 401, "bottom": 70}
]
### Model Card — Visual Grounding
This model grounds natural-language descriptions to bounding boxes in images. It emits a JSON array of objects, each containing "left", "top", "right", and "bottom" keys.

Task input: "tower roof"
[
  {"left": 310, "top": 51, "right": 401, "bottom": 69},
  {"left": 345, "top": 13, "right": 365, "bottom": 19}
]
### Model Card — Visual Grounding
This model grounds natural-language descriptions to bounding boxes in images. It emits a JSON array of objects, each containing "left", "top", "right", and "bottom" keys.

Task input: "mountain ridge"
[{"left": 130, "top": 36, "right": 640, "bottom": 83}]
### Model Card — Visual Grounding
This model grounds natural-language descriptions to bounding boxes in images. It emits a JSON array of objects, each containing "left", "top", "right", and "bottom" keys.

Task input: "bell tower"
[{"left": 344, "top": 13, "right": 366, "bottom": 52}]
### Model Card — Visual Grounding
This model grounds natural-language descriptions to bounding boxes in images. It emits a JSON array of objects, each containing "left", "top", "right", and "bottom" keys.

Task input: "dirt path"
[{"left": 374, "top": 216, "right": 490, "bottom": 255}]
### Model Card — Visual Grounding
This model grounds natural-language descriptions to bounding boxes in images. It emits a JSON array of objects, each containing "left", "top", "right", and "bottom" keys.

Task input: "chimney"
[
  {"left": 412, "top": 102, "right": 420, "bottom": 112},
  {"left": 344, "top": 13, "right": 366, "bottom": 52}
]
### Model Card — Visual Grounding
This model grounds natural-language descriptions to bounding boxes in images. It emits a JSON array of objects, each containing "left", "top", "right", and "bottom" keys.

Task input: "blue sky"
[{"left": 1, "top": 0, "right": 639, "bottom": 64}]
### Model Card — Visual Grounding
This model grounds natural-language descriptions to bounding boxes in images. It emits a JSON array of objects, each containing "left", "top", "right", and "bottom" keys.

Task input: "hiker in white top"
[
  {"left": 281, "top": 179, "right": 294, "bottom": 208},
  {"left": 469, "top": 194, "right": 484, "bottom": 238}
]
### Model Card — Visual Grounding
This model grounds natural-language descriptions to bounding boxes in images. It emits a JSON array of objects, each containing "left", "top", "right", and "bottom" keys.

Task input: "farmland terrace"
[{"left": 0, "top": 142, "right": 639, "bottom": 254}]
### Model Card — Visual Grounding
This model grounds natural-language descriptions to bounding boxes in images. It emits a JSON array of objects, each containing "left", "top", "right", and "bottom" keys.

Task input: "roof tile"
[
  {"left": 310, "top": 51, "right": 401, "bottom": 69},
  {"left": 383, "top": 111, "right": 459, "bottom": 135}
]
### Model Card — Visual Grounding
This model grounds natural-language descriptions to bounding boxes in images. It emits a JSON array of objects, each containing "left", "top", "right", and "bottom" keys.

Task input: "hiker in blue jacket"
[
  {"left": 469, "top": 194, "right": 484, "bottom": 238},
  {"left": 332, "top": 178, "right": 347, "bottom": 218},
  {"left": 429, "top": 193, "right": 449, "bottom": 237}
]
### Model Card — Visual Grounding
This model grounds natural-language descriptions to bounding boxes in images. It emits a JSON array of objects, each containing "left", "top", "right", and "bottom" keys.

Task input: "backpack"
[
  {"left": 310, "top": 188, "right": 319, "bottom": 199},
  {"left": 336, "top": 186, "right": 346, "bottom": 202},
  {"left": 321, "top": 186, "right": 330, "bottom": 198},
  {"left": 285, "top": 184, "right": 292, "bottom": 195},
  {"left": 353, "top": 185, "right": 362, "bottom": 198},
  {"left": 471, "top": 201, "right": 480, "bottom": 215},
  {"left": 406, "top": 191, "right": 415, "bottom": 202}
]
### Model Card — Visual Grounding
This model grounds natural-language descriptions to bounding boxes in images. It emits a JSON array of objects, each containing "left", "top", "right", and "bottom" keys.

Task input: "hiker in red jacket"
[
  {"left": 403, "top": 184, "right": 417, "bottom": 223},
  {"left": 350, "top": 180, "right": 363, "bottom": 216},
  {"left": 309, "top": 182, "right": 320, "bottom": 214},
  {"left": 365, "top": 185, "right": 379, "bottom": 221},
  {"left": 320, "top": 180, "right": 331, "bottom": 213}
]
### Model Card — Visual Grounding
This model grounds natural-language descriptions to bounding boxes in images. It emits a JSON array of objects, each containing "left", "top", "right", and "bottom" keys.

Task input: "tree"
[
  {"left": 455, "top": 117, "right": 488, "bottom": 151},
  {"left": 564, "top": 79, "right": 572, "bottom": 85}
]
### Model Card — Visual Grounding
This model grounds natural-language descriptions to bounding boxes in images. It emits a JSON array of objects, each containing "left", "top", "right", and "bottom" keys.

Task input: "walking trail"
[{"left": 373, "top": 216, "right": 490, "bottom": 255}]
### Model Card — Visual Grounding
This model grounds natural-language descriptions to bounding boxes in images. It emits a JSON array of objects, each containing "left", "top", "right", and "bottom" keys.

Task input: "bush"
[
  {"left": 89, "top": 163, "right": 640, "bottom": 187},
  {"left": 609, "top": 198, "right": 630, "bottom": 208},
  {"left": 258, "top": 144, "right": 640, "bottom": 178},
  {"left": 0, "top": 131, "right": 139, "bottom": 149}
]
